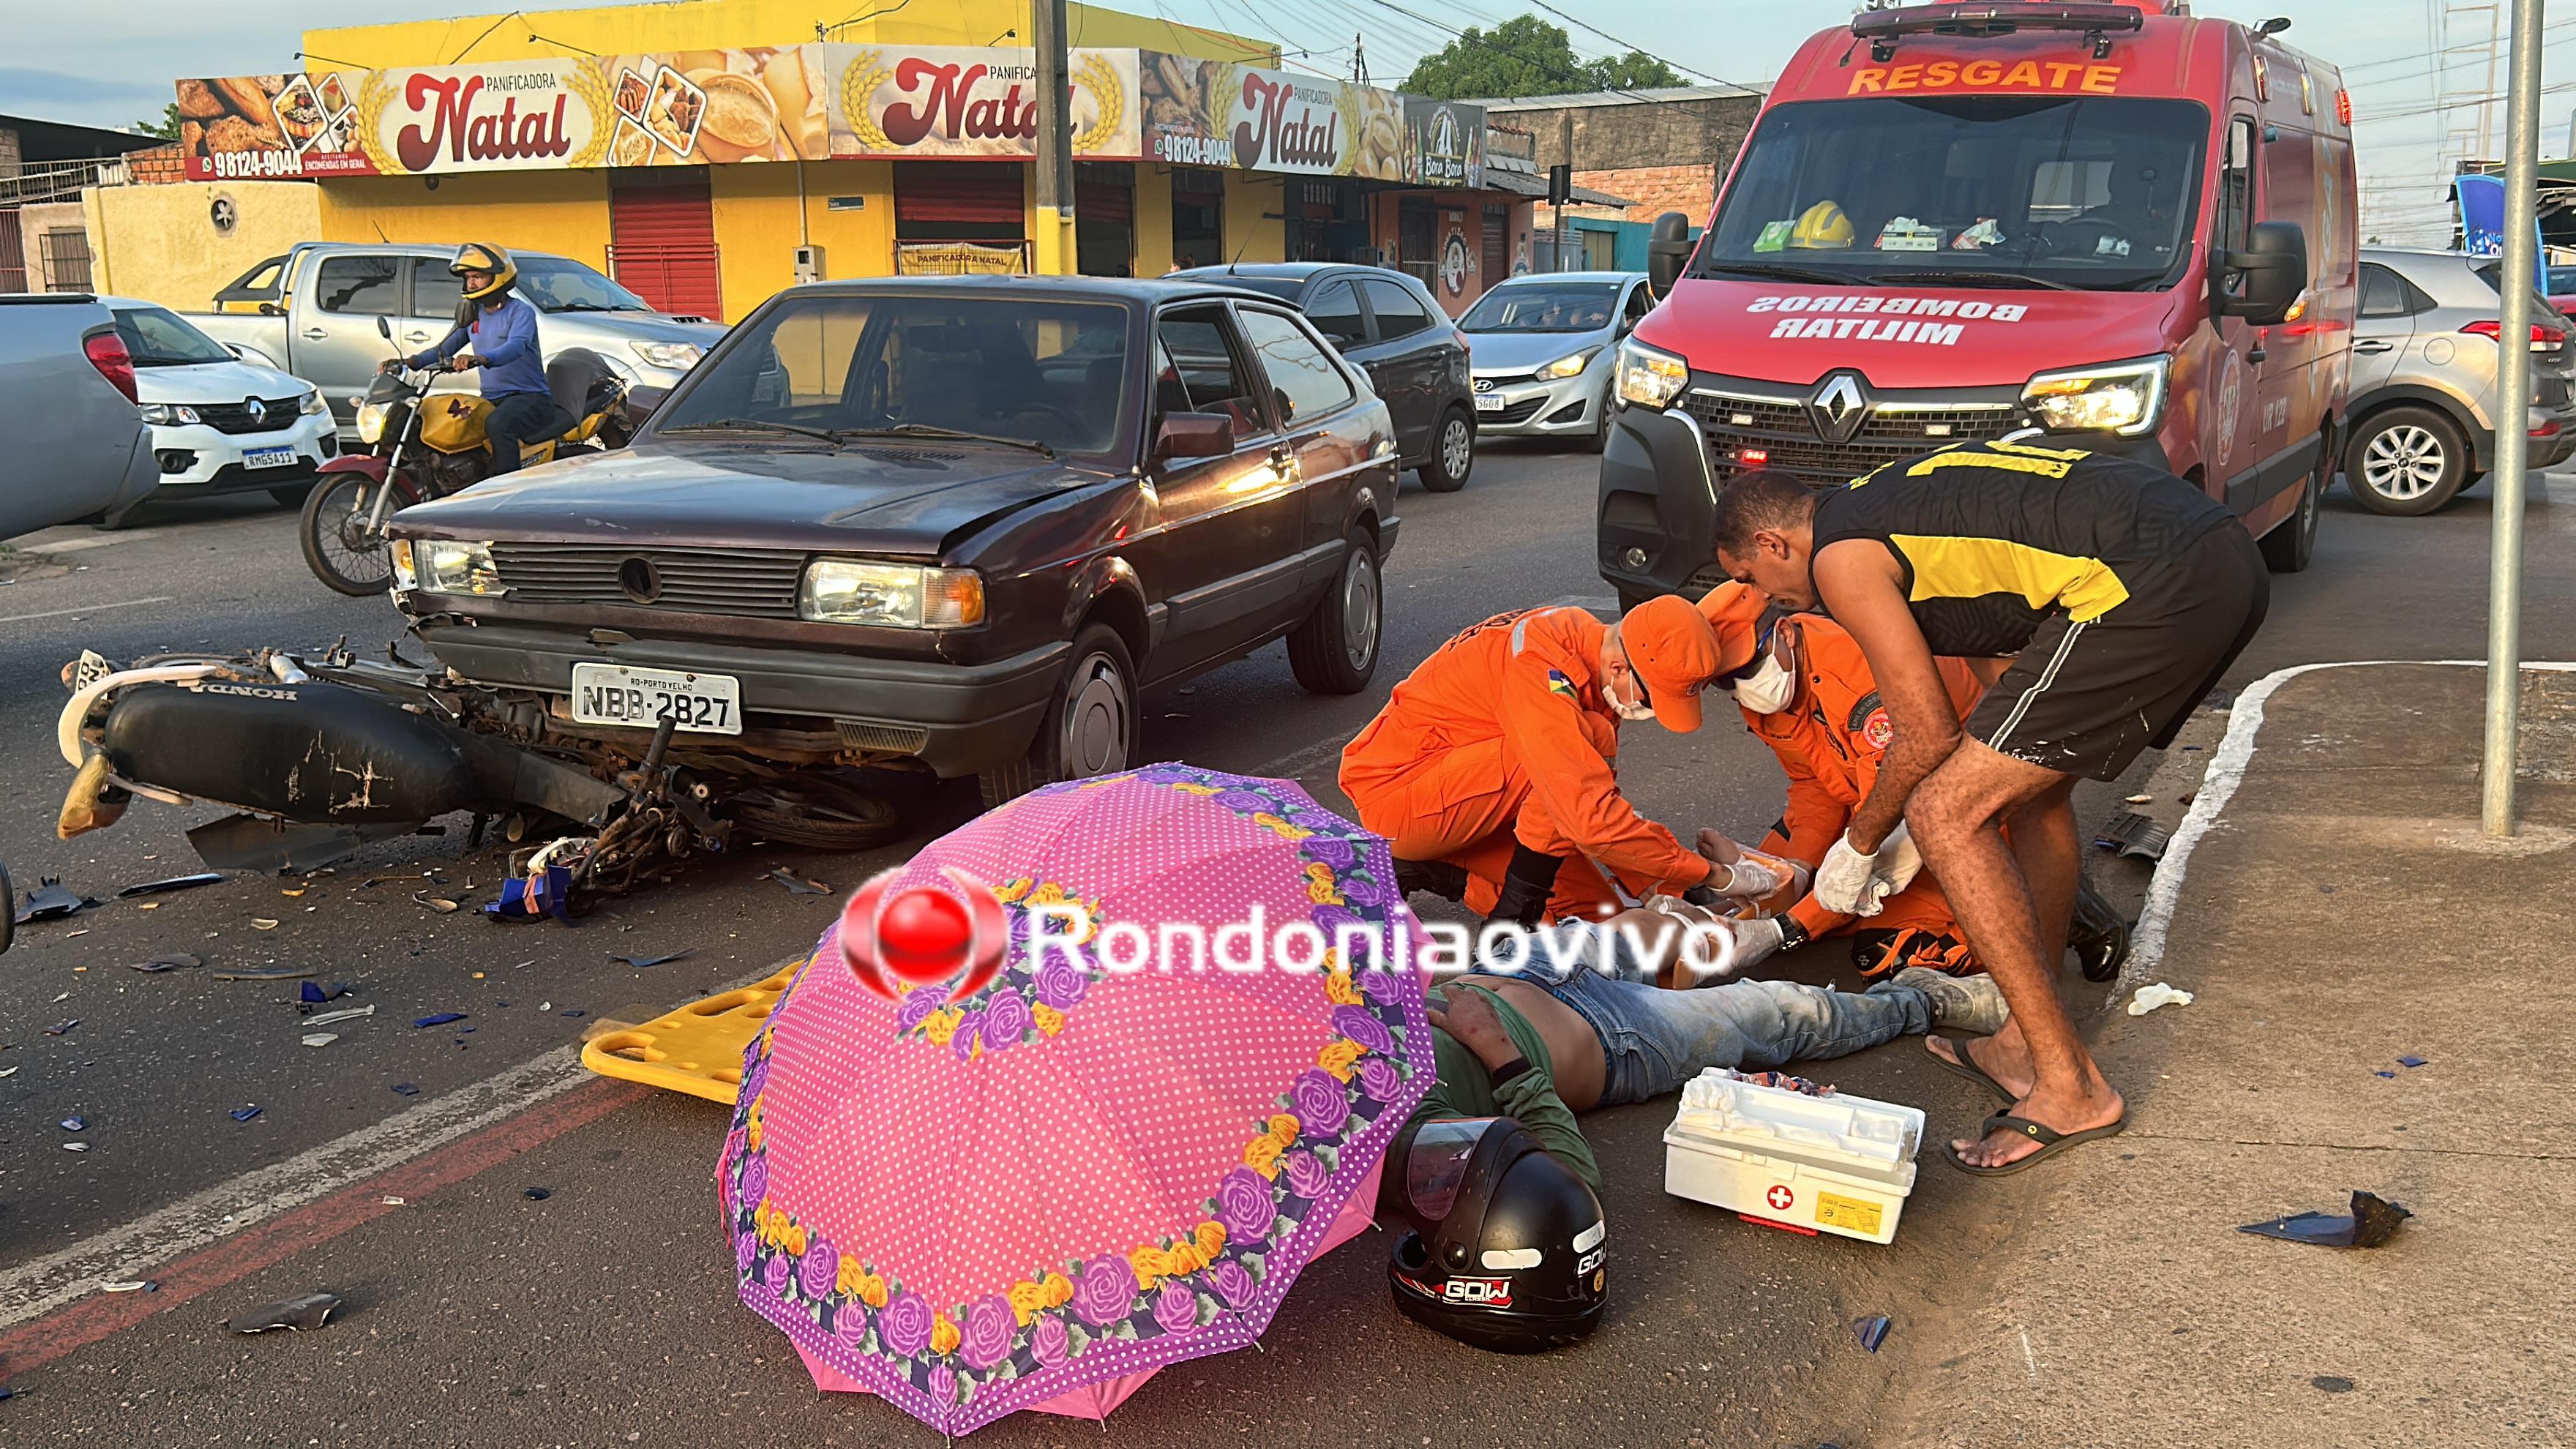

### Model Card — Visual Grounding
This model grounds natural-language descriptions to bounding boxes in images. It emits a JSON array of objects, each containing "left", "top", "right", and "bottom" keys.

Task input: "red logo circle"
[
  {"left": 1765, "top": 1184, "right": 1794, "bottom": 1211},
  {"left": 878, "top": 887, "right": 974, "bottom": 984}
]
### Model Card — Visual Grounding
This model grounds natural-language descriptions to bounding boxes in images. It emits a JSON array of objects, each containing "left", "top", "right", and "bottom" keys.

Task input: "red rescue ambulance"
[{"left": 1600, "top": 0, "right": 2355, "bottom": 600}]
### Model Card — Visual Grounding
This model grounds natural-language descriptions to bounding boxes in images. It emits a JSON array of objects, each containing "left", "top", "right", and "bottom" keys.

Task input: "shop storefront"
[{"left": 168, "top": 3, "right": 1491, "bottom": 319}]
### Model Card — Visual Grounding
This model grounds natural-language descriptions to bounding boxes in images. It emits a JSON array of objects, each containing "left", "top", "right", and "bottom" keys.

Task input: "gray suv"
[{"left": 2347, "top": 247, "right": 2576, "bottom": 515}]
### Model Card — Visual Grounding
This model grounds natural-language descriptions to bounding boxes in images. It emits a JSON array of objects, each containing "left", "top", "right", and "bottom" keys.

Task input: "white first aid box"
[{"left": 1662, "top": 1068, "right": 1925, "bottom": 1245}]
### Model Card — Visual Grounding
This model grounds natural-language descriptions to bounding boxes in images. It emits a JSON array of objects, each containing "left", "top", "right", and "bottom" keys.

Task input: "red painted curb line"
[{"left": 0, "top": 1077, "right": 653, "bottom": 1379}]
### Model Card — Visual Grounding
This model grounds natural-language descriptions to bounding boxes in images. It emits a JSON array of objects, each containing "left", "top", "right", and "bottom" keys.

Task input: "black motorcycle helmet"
[{"left": 1383, "top": 1117, "right": 1607, "bottom": 1352}]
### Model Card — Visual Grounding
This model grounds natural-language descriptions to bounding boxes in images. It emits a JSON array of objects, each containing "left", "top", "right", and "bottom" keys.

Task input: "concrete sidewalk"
[{"left": 1874, "top": 662, "right": 2576, "bottom": 1447}]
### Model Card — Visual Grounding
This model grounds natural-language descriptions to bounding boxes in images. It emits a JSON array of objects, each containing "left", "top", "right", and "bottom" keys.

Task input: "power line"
[{"left": 1521, "top": 0, "right": 1761, "bottom": 95}]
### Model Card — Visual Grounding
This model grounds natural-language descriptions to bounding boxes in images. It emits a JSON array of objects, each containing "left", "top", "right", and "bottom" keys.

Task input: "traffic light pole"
[{"left": 1033, "top": 0, "right": 1076, "bottom": 276}]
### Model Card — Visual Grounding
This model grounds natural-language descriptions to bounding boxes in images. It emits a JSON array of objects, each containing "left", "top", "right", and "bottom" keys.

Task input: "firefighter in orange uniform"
[
  {"left": 1700, "top": 584, "right": 2131, "bottom": 980},
  {"left": 1695, "top": 583, "right": 1986, "bottom": 976},
  {"left": 1339, "top": 595, "right": 1763, "bottom": 926}
]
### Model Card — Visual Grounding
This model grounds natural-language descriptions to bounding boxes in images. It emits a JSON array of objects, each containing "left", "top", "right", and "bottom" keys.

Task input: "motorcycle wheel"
[
  {"left": 301, "top": 472, "right": 402, "bottom": 597},
  {"left": 725, "top": 774, "right": 903, "bottom": 851}
]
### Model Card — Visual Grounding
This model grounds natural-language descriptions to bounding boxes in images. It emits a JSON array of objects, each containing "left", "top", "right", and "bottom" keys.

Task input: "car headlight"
[
  {"left": 390, "top": 538, "right": 418, "bottom": 593},
  {"left": 1615, "top": 338, "right": 1689, "bottom": 409},
  {"left": 1538, "top": 348, "right": 1600, "bottom": 381},
  {"left": 356, "top": 402, "right": 391, "bottom": 445},
  {"left": 2022, "top": 356, "right": 2171, "bottom": 438},
  {"left": 798, "top": 561, "right": 985, "bottom": 629},
  {"left": 630, "top": 341, "right": 704, "bottom": 371},
  {"left": 420, "top": 540, "right": 506, "bottom": 596},
  {"left": 299, "top": 388, "right": 327, "bottom": 416},
  {"left": 141, "top": 403, "right": 201, "bottom": 425}
]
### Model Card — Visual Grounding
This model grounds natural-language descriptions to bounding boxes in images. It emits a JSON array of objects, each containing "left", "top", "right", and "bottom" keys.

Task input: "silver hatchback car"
[
  {"left": 1463, "top": 272, "right": 1654, "bottom": 448},
  {"left": 2346, "top": 247, "right": 2576, "bottom": 515}
]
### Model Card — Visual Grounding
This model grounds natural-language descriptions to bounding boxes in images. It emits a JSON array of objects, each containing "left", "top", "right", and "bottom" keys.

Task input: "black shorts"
[{"left": 1966, "top": 523, "right": 2270, "bottom": 781}]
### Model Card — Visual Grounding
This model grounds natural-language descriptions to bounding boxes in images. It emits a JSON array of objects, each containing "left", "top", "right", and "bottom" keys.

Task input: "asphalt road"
[{"left": 1, "top": 451, "right": 2569, "bottom": 1446}]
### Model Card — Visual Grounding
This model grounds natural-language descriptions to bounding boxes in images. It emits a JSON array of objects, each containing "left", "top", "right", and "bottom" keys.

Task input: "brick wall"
[
  {"left": 0, "top": 124, "right": 21, "bottom": 181},
  {"left": 1509, "top": 94, "right": 1757, "bottom": 175},
  {"left": 124, "top": 145, "right": 188, "bottom": 185},
  {"left": 1581, "top": 164, "right": 1715, "bottom": 224}
]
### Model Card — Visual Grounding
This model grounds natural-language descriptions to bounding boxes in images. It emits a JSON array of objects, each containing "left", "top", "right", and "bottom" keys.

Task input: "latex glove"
[
  {"left": 1726, "top": 916, "right": 1786, "bottom": 973},
  {"left": 1694, "top": 828, "right": 1785, "bottom": 899},
  {"left": 1816, "top": 831, "right": 1894, "bottom": 916}
]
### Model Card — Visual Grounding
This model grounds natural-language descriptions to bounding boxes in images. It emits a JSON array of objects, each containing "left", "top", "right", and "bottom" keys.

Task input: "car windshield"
[
  {"left": 1698, "top": 95, "right": 2208, "bottom": 292},
  {"left": 112, "top": 306, "right": 235, "bottom": 367},
  {"left": 658, "top": 293, "right": 1131, "bottom": 457},
  {"left": 514, "top": 258, "right": 654, "bottom": 313},
  {"left": 1461, "top": 283, "right": 1620, "bottom": 333}
]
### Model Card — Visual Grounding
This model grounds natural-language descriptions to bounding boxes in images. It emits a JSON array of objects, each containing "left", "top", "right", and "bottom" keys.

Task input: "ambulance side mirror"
[
  {"left": 2219, "top": 221, "right": 2308, "bottom": 326},
  {"left": 1647, "top": 211, "right": 1694, "bottom": 294}
]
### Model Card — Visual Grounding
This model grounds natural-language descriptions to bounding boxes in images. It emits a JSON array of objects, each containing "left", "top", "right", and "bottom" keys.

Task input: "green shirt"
[{"left": 1409, "top": 982, "right": 1602, "bottom": 1193}]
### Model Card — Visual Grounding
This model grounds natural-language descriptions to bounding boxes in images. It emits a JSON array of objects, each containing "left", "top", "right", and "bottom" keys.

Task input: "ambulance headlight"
[{"left": 2022, "top": 356, "right": 2171, "bottom": 437}]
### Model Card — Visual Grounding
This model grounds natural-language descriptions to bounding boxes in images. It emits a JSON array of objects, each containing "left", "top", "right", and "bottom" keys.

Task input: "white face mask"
[
  {"left": 1606, "top": 670, "right": 1658, "bottom": 722},
  {"left": 1729, "top": 653, "right": 1796, "bottom": 715}
]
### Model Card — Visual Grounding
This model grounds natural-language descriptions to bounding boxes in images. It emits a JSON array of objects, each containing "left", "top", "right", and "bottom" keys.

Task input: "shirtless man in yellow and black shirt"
[{"left": 1709, "top": 439, "right": 2269, "bottom": 1175}]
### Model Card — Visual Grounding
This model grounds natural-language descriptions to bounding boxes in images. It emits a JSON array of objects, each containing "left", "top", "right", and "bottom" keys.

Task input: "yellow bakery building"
[{"left": 129, "top": 0, "right": 1509, "bottom": 323}]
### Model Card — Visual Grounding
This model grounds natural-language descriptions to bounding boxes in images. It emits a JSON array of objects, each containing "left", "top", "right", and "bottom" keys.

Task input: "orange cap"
[
  {"left": 1617, "top": 594, "right": 1726, "bottom": 733},
  {"left": 1694, "top": 582, "right": 1770, "bottom": 678}
]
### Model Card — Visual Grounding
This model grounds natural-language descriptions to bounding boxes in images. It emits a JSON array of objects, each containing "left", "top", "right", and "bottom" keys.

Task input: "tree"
[
  {"left": 130, "top": 103, "right": 182, "bottom": 141},
  {"left": 1401, "top": 14, "right": 1686, "bottom": 100}
]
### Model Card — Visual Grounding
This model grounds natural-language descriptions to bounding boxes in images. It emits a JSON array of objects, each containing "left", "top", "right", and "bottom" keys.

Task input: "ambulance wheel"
[
  {"left": 2345, "top": 406, "right": 2468, "bottom": 516},
  {"left": 1615, "top": 588, "right": 1662, "bottom": 617},
  {"left": 1419, "top": 408, "right": 1474, "bottom": 493},
  {"left": 980, "top": 624, "right": 1136, "bottom": 807},
  {"left": 2258, "top": 455, "right": 2321, "bottom": 574},
  {"left": 1288, "top": 528, "right": 1382, "bottom": 694}
]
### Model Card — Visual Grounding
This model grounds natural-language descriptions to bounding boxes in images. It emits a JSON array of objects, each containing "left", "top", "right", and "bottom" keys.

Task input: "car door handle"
[
  {"left": 403, "top": 329, "right": 433, "bottom": 342},
  {"left": 1268, "top": 445, "right": 1299, "bottom": 479},
  {"left": 2354, "top": 340, "right": 2395, "bottom": 354},
  {"left": 302, "top": 327, "right": 330, "bottom": 340}
]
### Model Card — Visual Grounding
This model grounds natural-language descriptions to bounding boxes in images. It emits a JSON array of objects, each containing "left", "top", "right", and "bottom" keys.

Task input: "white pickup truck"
[{"left": 186, "top": 242, "right": 724, "bottom": 435}]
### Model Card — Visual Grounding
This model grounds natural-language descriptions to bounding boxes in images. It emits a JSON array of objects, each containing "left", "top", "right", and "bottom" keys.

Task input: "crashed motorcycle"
[
  {"left": 300, "top": 315, "right": 634, "bottom": 597},
  {"left": 53, "top": 646, "right": 899, "bottom": 913}
]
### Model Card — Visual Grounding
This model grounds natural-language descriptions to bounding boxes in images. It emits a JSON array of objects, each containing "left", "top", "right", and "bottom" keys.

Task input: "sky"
[{"left": 6, "top": 0, "right": 2561, "bottom": 245}]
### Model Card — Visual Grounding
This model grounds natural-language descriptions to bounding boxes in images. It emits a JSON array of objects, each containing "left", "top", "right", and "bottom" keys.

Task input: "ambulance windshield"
[{"left": 1699, "top": 95, "right": 2208, "bottom": 292}]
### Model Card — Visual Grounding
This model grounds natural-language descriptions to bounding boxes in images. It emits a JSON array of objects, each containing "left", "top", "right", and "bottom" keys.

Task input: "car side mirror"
[
  {"left": 1153, "top": 412, "right": 1235, "bottom": 461},
  {"left": 223, "top": 342, "right": 247, "bottom": 359},
  {"left": 258, "top": 302, "right": 283, "bottom": 315},
  {"left": 2219, "top": 220, "right": 2308, "bottom": 325},
  {"left": 375, "top": 315, "right": 394, "bottom": 340},
  {"left": 1647, "top": 211, "right": 1693, "bottom": 294}
]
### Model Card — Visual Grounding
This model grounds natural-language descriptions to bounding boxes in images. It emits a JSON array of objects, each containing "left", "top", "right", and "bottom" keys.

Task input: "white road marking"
[
  {"left": 0, "top": 596, "right": 176, "bottom": 626},
  {"left": 2122, "top": 659, "right": 2576, "bottom": 995},
  {"left": 0, "top": 1047, "right": 591, "bottom": 1333}
]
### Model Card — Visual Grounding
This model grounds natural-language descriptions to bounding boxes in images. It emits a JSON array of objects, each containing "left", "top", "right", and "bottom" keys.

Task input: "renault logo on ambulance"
[{"left": 1807, "top": 372, "right": 1869, "bottom": 445}]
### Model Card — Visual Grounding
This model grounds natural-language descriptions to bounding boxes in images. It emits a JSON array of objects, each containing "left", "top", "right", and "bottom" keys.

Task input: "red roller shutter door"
[
  {"left": 895, "top": 165, "right": 1027, "bottom": 231},
  {"left": 608, "top": 171, "right": 722, "bottom": 321}
]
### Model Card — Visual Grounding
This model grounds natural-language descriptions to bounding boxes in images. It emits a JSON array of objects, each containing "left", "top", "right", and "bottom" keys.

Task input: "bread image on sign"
[
  {"left": 760, "top": 48, "right": 831, "bottom": 160},
  {"left": 645, "top": 64, "right": 707, "bottom": 157},
  {"left": 609, "top": 116, "right": 655, "bottom": 168},
  {"left": 689, "top": 67, "right": 780, "bottom": 162}
]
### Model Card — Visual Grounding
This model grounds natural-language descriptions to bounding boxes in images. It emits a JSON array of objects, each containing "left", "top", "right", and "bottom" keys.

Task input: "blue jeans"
[{"left": 1469, "top": 937, "right": 1934, "bottom": 1106}]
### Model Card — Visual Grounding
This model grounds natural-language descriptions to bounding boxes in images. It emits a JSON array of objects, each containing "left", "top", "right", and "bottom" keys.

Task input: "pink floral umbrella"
[{"left": 719, "top": 763, "right": 1435, "bottom": 1437}]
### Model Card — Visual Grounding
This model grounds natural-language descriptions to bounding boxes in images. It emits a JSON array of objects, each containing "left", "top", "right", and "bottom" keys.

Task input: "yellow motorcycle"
[{"left": 300, "top": 318, "right": 633, "bottom": 596}]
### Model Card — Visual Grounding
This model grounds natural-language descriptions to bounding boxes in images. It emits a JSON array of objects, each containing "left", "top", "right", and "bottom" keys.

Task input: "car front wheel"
[
  {"left": 2345, "top": 406, "right": 2468, "bottom": 516},
  {"left": 979, "top": 624, "right": 1138, "bottom": 807},
  {"left": 1418, "top": 407, "right": 1474, "bottom": 492},
  {"left": 1288, "top": 528, "right": 1382, "bottom": 694}
]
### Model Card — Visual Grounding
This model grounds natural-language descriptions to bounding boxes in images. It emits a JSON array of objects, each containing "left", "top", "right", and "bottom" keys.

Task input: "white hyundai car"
[{"left": 108, "top": 297, "right": 336, "bottom": 515}]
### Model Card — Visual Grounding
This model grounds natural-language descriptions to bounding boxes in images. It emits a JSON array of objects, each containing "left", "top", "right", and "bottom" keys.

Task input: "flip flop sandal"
[
  {"left": 1943, "top": 1111, "right": 2128, "bottom": 1177},
  {"left": 1924, "top": 1035, "right": 2015, "bottom": 1105}
]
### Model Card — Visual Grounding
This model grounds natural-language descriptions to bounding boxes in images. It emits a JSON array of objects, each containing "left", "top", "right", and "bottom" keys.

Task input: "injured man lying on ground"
[{"left": 1398, "top": 902, "right": 2010, "bottom": 1195}]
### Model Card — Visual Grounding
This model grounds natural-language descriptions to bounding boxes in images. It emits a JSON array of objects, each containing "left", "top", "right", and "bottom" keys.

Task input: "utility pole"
[
  {"left": 1352, "top": 34, "right": 1367, "bottom": 85},
  {"left": 2482, "top": 0, "right": 2547, "bottom": 836},
  {"left": 1032, "top": 0, "right": 1076, "bottom": 276}
]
